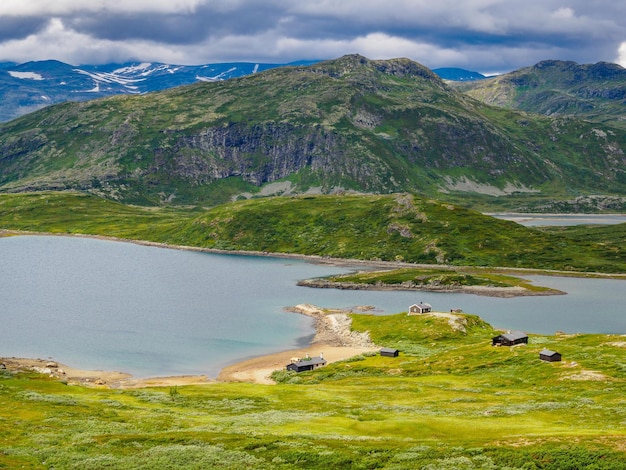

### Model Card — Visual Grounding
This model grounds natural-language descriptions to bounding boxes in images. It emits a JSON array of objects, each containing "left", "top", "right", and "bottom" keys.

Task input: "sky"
[{"left": 0, "top": 0, "right": 625, "bottom": 74}]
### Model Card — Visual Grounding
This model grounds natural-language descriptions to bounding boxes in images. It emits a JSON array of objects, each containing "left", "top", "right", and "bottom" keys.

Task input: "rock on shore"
[{"left": 284, "top": 304, "right": 375, "bottom": 347}]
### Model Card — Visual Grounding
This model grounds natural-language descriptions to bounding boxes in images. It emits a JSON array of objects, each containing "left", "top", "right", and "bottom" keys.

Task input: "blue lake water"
[
  {"left": 489, "top": 213, "right": 626, "bottom": 226},
  {"left": 1, "top": 235, "right": 624, "bottom": 378}
]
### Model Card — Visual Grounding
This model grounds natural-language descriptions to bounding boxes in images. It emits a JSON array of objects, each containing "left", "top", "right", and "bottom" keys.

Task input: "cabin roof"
[
  {"left": 501, "top": 331, "right": 528, "bottom": 341},
  {"left": 540, "top": 349, "right": 559, "bottom": 356},
  {"left": 291, "top": 356, "right": 326, "bottom": 367}
]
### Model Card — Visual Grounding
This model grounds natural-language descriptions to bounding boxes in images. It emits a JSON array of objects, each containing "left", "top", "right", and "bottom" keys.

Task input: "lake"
[
  {"left": 1, "top": 235, "right": 624, "bottom": 378},
  {"left": 488, "top": 213, "right": 626, "bottom": 226}
]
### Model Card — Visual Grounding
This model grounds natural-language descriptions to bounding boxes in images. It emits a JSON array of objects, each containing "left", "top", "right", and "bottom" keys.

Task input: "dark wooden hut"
[
  {"left": 492, "top": 331, "right": 528, "bottom": 346},
  {"left": 539, "top": 349, "right": 562, "bottom": 362},
  {"left": 380, "top": 347, "right": 399, "bottom": 357}
]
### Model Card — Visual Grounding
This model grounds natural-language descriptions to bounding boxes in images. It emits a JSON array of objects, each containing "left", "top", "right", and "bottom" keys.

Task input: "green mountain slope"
[
  {"left": 1, "top": 192, "right": 624, "bottom": 273},
  {"left": 1, "top": 55, "right": 625, "bottom": 206},
  {"left": 454, "top": 60, "right": 626, "bottom": 130}
]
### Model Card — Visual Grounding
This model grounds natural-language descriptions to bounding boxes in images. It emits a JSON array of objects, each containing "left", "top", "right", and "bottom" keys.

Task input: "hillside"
[
  {"left": 0, "top": 59, "right": 316, "bottom": 122},
  {"left": 0, "top": 60, "right": 478, "bottom": 123},
  {"left": 1, "top": 192, "right": 624, "bottom": 273},
  {"left": 454, "top": 60, "right": 626, "bottom": 130},
  {"left": 0, "top": 55, "right": 625, "bottom": 207},
  {"left": 2, "top": 310, "right": 626, "bottom": 468}
]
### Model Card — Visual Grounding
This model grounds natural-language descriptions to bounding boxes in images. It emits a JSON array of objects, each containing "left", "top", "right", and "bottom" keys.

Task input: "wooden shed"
[
  {"left": 408, "top": 302, "right": 432, "bottom": 315},
  {"left": 286, "top": 356, "right": 327, "bottom": 373},
  {"left": 380, "top": 348, "right": 399, "bottom": 357},
  {"left": 539, "top": 349, "right": 562, "bottom": 362},
  {"left": 492, "top": 331, "right": 528, "bottom": 346}
]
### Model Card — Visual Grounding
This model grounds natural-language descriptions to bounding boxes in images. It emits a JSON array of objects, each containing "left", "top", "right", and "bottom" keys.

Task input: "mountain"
[
  {"left": 0, "top": 59, "right": 318, "bottom": 122},
  {"left": 432, "top": 67, "right": 486, "bottom": 81},
  {"left": 0, "top": 59, "right": 483, "bottom": 123},
  {"left": 0, "top": 54, "right": 625, "bottom": 207},
  {"left": 453, "top": 60, "right": 626, "bottom": 129}
]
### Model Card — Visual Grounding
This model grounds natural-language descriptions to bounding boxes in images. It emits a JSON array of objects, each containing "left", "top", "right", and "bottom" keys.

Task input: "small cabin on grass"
[
  {"left": 539, "top": 349, "right": 562, "bottom": 362},
  {"left": 286, "top": 355, "right": 327, "bottom": 373},
  {"left": 380, "top": 347, "right": 399, "bottom": 357},
  {"left": 408, "top": 302, "right": 432, "bottom": 315},
  {"left": 492, "top": 331, "right": 528, "bottom": 346}
]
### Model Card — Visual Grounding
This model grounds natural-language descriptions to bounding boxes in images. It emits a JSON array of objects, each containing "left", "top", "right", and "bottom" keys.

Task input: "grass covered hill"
[
  {"left": 1, "top": 191, "right": 624, "bottom": 273},
  {"left": 2, "top": 310, "right": 626, "bottom": 468},
  {"left": 455, "top": 60, "right": 626, "bottom": 130},
  {"left": 0, "top": 55, "right": 625, "bottom": 206}
]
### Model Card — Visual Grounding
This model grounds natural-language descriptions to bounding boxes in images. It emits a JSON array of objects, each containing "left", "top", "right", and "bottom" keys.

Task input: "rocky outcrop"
[
  {"left": 169, "top": 123, "right": 345, "bottom": 185},
  {"left": 285, "top": 304, "right": 375, "bottom": 348}
]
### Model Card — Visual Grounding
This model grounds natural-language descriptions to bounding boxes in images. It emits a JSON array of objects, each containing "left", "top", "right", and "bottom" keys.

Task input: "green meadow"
[
  {"left": 1, "top": 191, "right": 625, "bottom": 468},
  {"left": 2, "top": 312, "right": 625, "bottom": 469}
]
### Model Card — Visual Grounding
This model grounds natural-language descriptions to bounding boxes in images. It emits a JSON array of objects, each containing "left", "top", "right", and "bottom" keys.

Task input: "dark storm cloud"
[
  {"left": 65, "top": 3, "right": 285, "bottom": 45},
  {"left": 0, "top": 0, "right": 625, "bottom": 72},
  {"left": 0, "top": 16, "right": 48, "bottom": 41}
]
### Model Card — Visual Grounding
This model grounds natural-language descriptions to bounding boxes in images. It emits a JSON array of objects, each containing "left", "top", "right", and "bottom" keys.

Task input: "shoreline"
[
  {"left": 3, "top": 229, "right": 625, "bottom": 281},
  {"left": 1, "top": 304, "right": 377, "bottom": 389},
  {"left": 1, "top": 230, "right": 624, "bottom": 388},
  {"left": 296, "top": 278, "right": 565, "bottom": 297}
]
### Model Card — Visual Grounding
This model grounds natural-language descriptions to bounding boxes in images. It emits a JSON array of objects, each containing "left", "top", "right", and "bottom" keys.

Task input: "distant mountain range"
[
  {"left": 453, "top": 60, "right": 626, "bottom": 130},
  {"left": 1, "top": 54, "right": 624, "bottom": 207},
  {"left": 0, "top": 59, "right": 319, "bottom": 122},
  {"left": 0, "top": 59, "right": 485, "bottom": 122}
]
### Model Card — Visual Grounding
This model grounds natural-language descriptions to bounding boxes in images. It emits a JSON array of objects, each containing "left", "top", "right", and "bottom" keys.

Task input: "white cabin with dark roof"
[
  {"left": 408, "top": 302, "right": 432, "bottom": 315},
  {"left": 286, "top": 355, "right": 327, "bottom": 373}
]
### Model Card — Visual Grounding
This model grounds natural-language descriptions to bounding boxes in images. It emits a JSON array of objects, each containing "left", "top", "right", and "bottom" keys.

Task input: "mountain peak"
[{"left": 311, "top": 55, "right": 441, "bottom": 83}]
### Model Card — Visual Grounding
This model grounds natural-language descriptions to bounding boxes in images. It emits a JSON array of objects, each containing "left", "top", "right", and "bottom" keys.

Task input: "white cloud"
[
  {"left": 0, "top": 0, "right": 624, "bottom": 72},
  {"left": 0, "top": 18, "right": 190, "bottom": 65},
  {"left": 0, "top": 0, "right": 205, "bottom": 15},
  {"left": 618, "top": 42, "right": 626, "bottom": 67},
  {"left": 552, "top": 7, "right": 575, "bottom": 20}
]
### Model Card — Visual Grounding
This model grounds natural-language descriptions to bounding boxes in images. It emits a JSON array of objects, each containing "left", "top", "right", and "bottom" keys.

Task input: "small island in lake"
[{"left": 298, "top": 266, "right": 565, "bottom": 297}]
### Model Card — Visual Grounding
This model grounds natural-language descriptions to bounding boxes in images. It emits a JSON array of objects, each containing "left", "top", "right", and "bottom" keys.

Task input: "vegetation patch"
[{"left": 306, "top": 267, "right": 562, "bottom": 296}]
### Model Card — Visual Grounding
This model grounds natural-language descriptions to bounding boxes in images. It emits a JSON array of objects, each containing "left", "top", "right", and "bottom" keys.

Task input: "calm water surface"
[
  {"left": 1, "top": 235, "right": 624, "bottom": 377},
  {"left": 489, "top": 213, "right": 626, "bottom": 226}
]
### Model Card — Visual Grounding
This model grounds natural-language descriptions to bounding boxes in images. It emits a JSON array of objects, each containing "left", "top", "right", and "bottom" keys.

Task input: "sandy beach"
[
  {"left": 1, "top": 304, "right": 377, "bottom": 388},
  {"left": 217, "top": 343, "right": 375, "bottom": 384}
]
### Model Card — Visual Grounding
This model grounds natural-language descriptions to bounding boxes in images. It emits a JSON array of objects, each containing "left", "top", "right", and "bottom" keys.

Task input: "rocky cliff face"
[{"left": 168, "top": 123, "right": 343, "bottom": 184}]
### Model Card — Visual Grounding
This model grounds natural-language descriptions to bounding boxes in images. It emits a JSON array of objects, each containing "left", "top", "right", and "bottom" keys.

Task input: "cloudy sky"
[{"left": 0, "top": 0, "right": 624, "bottom": 74}]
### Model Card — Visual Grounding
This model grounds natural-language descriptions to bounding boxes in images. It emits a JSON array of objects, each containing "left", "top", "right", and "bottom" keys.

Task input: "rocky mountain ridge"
[
  {"left": 454, "top": 60, "right": 626, "bottom": 129},
  {"left": 0, "top": 55, "right": 624, "bottom": 207},
  {"left": 0, "top": 58, "right": 483, "bottom": 122}
]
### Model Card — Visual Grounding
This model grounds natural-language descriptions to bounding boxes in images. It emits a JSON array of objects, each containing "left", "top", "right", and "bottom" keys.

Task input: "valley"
[{"left": 1, "top": 55, "right": 625, "bottom": 469}]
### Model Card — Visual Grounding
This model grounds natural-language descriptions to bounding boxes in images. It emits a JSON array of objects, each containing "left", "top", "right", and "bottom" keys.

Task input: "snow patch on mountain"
[
  {"left": 74, "top": 69, "right": 146, "bottom": 86},
  {"left": 8, "top": 71, "right": 45, "bottom": 80},
  {"left": 112, "top": 63, "right": 152, "bottom": 75}
]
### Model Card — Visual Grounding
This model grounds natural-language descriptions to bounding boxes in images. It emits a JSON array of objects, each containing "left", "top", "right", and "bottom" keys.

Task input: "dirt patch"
[{"left": 562, "top": 369, "right": 609, "bottom": 381}]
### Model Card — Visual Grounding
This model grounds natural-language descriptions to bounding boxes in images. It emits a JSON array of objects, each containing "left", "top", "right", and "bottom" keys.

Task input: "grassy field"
[{"left": 2, "top": 312, "right": 625, "bottom": 469}]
